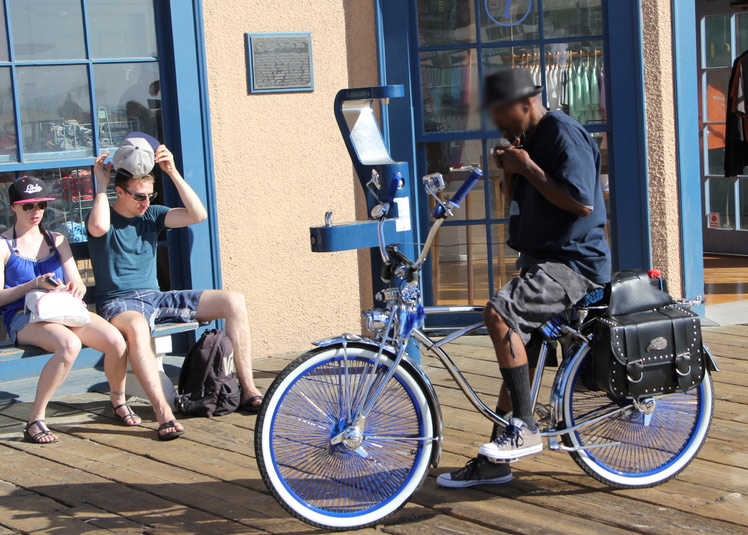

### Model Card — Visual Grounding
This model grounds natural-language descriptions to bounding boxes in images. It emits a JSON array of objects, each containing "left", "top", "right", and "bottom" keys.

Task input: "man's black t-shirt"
[{"left": 508, "top": 111, "right": 611, "bottom": 284}]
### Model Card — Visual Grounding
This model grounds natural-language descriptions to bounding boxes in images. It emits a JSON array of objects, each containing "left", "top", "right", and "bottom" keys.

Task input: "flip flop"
[
  {"left": 157, "top": 420, "right": 184, "bottom": 441},
  {"left": 23, "top": 419, "right": 58, "bottom": 444},
  {"left": 112, "top": 403, "right": 140, "bottom": 426},
  {"left": 238, "top": 395, "right": 263, "bottom": 414}
]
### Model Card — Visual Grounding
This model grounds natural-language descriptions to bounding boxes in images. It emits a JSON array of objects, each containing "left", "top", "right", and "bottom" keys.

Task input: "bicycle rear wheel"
[
  {"left": 561, "top": 347, "right": 713, "bottom": 488},
  {"left": 255, "top": 344, "right": 433, "bottom": 530}
]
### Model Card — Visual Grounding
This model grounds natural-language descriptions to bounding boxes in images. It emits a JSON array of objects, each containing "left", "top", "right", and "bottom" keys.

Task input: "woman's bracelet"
[{"left": 35, "top": 276, "right": 39, "bottom": 288}]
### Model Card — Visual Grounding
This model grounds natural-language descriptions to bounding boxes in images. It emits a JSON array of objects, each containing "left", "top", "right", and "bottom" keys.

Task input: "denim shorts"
[
  {"left": 96, "top": 289, "right": 205, "bottom": 332},
  {"left": 7, "top": 310, "right": 32, "bottom": 345}
]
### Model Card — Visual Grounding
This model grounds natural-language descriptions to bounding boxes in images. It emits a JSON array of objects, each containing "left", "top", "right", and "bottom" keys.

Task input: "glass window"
[
  {"left": 0, "top": 7, "right": 8, "bottom": 61},
  {"left": 738, "top": 13, "right": 748, "bottom": 54},
  {"left": 592, "top": 133, "right": 611, "bottom": 213},
  {"left": 425, "top": 140, "right": 485, "bottom": 220},
  {"left": 0, "top": 0, "right": 161, "bottom": 250},
  {"left": 543, "top": 40, "right": 605, "bottom": 124},
  {"left": 708, "top": 178, "right": 736, "bottom": 229},
  {"left": 704, "top": 69, "right": 730, "bottom": 123},
  {"left": 491, "top": 223, "right": 519, "bottom": 290},
  {"left": 703, "top": 15, "right": 732, "bottom": 68},
  {"left": 482, "top": 45, "right": 540, "bottom": 77},
  {"left": 0, "top": 68, "right": 17, "bottom": 162},
  {"left": 432, "top": 223, "right": 492, "bottom": 305},
  {"left": 17, "top": 65, "right": 93, "bottom": 161},
  {"left": 94, "top": 62, "right": 161, "bottom": 149},
  {"left": 704, "top": 125, "right": 727, "bottom": 176},
  {"left": 481, "top": 0, "right": 540, "bottom": 43},
  {"left": 420, "top": 49, "right": 479, "bottom": 133},
  {"left": 9, "top": 0, "right": 86, "bottom": 61},
  {"left": 543, "top": 0, "right": 603, "bottom": 39},
  {"left": 417, "top": 0, "right": 476, "bottom": 47},
  {"left": 87, "top": 0, "right": 158, "bottom": 59}
]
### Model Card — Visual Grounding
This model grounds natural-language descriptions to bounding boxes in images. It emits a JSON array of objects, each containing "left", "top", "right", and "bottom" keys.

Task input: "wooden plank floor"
[{"left": 0, "top": 326, "right": 747, "bottom": 535}]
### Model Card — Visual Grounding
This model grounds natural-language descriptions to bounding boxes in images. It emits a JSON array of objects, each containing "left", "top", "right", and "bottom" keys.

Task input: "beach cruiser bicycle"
[{"left": 255, "top": 169, "right": 717, "bottom": 530}]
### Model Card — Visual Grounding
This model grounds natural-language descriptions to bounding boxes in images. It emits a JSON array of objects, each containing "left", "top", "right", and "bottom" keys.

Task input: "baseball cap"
[
  {"left": 112, "top": 132, "right": 161, "bottom": 178},
  {"left": 8, "top": 176, "right": 55, "bottom": 204}
]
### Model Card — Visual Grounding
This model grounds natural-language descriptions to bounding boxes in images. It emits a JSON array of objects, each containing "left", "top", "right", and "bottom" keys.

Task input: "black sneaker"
[{"left": 436, "top": 455, "right": 512, "bottom": 488}]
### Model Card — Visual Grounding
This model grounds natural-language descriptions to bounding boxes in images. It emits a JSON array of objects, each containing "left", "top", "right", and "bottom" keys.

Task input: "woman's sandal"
[
  {"left": 238, "top": 395, "right": 263, "bottom": 414},
  {"left": 23, "top": 419, "right": 58, "bottom": 444},
  {"left": 157, "top": 420, "right": 184, "bottom": 441},
  {"left": 112, "top": 403, "right": 141, "bottom": 426}
]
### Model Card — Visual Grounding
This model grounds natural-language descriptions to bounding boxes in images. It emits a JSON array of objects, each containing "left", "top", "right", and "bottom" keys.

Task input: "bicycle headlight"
[{"left": 363, "top": 309, "right": 389, "bottom": 333}]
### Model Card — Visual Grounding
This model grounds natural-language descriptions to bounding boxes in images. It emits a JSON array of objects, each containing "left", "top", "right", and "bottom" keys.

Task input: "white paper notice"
[{"left": 394, "top": 197, "right": 412, "bottom": 232}]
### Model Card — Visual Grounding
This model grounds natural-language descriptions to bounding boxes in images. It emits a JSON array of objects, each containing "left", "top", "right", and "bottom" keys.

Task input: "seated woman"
[{"left": 0, "top": 177, "right": 141, "bottom": 444}]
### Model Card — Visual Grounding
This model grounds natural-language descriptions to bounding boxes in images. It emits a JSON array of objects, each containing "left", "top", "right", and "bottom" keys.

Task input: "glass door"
[
  {"left": 698, "top": 1, "right": 748, "bottom": 255},
  {"left": 412, "top": 0, "right": 612, "bottom": 314}
]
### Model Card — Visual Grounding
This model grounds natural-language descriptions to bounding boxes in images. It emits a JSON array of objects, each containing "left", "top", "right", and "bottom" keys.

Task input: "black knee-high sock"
[{"left": 499, "top": 364, "right": 535, "bottom": 429}]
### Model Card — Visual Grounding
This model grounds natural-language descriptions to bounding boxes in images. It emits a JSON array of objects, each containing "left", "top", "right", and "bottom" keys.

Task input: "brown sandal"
[
  {"left": 112, "top": 403, "right": 140, "bottom": 426},
  {"left": 23, "top": 419, "right": 58, "bottom": 444}
]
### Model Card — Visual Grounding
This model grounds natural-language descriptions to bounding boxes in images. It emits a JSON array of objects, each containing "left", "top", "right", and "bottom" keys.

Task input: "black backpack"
[{"left": 176, "top": 329, "right": 241, "bottom": 417}]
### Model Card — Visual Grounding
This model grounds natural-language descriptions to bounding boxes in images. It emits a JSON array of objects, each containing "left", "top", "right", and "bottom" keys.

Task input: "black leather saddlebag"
[{"left": 593, "top": 306, "right": 705, "bottom": 399}]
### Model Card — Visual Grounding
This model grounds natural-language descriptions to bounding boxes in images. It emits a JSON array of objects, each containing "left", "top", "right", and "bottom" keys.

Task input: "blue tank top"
[{"left": 1, "top": 231, "right": 65, "bottom": 331}]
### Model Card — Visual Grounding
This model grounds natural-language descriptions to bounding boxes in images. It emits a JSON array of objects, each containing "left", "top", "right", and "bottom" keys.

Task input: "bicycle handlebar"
[
  {"left": 450, "top": 168, "right": 483, "bottom": 208},
  {"left": 432, "top": 168, "right": 483, "bottom": 219}
]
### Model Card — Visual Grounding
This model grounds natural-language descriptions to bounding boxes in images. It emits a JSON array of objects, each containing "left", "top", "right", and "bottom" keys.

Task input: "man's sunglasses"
[
  {"left": 21, "top": 202, "right": 47, "bottom": 211},
  {"left": 123, "top": 189, "right": 158, "bottom": 203}
]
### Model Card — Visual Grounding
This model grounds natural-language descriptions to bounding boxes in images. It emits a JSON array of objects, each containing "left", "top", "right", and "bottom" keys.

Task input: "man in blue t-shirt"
[
  {"left": 87, "top": 133, "right": 263, "bottom": 441},
  {"left": 438, "top": 68, "right": 611, "bottom": 488}
]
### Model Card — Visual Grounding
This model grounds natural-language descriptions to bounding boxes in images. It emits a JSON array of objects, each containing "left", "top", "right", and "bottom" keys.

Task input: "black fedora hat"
[{"left": 484, "top": 68, "right": 542, "bottom": 108}]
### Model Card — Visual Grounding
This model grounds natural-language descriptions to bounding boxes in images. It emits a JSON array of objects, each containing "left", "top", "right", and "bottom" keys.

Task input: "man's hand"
[
  {"left": 93, "top": 152, "right": 112, "bottom": 189},
  {"left": 493, "top": 145, "right": 533, "bottom": 176},
  {"left": 155, "top": 145, "right": 177, "bottom": 176}
]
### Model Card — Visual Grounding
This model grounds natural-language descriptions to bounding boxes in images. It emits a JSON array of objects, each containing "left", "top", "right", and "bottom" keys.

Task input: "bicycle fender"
[
  {"left": 702, "top": 344, "right": 720, "bottom": 372},
  {"left": 312, "top": 336, "right": 444, "bottom": 468}
]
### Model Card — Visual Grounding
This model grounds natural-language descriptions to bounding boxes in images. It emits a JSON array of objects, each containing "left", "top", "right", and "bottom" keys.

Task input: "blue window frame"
[
  {"left": 377, "top": 0, "right": 650, "bottom": 325},
  {"left": 0, "top": 0, "right": 222, "bottom": 350}
]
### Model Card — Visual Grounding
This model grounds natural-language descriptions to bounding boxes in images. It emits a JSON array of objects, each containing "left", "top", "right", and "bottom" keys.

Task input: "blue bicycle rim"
[
  {"left": 268, "top": 355, "right": 426, "bottom": 517},
  {"left": 569, "top": 356, "right": 705, "bottom": 477}
]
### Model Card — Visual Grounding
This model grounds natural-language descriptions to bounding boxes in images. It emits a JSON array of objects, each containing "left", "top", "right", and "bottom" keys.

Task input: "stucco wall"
[
  {"left": 202, "top": 1, "right": 378, "bottom": 357},
  {"left": 641, "top": 0, "right": 684, "bottom": 296}
]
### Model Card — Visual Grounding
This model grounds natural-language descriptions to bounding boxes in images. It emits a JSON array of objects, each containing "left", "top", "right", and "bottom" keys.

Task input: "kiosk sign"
[{"left": 246, "top": 33, "right": 314, "bottom": 94}]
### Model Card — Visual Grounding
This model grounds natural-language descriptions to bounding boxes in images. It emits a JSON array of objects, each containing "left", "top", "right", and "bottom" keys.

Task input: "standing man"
[
  {"left": 438, "top": 69, "right": 611, "bottom": 487},
  {"left": 87, "top": 133, "right": 263, "bottom": 440}
]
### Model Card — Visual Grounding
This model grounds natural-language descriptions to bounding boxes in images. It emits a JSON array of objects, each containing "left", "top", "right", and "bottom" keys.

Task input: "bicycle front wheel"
[
  {"left": 255, "top": 344, "right": 434, "bottom": 530},
  {"left": 561, "top": 347, "right": 713, "bottom": 488}
]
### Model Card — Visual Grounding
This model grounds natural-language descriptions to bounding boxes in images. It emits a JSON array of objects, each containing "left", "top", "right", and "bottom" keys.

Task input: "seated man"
[
  {"left": 87, "top": 133, "right": 263, "bottom": 440},
  {"left": 438, "top": 69, "right": 611, "bottom": 487}
]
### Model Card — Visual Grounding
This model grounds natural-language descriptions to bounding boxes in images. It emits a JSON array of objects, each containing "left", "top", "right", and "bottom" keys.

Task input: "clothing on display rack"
[{"left": 725, "top": 48, "right": 748, "bottom": 177}]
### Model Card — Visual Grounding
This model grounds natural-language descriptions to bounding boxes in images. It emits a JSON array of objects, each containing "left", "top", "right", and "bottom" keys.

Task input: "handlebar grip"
[
  {"left": 383, "top": 172, "right": 402, "bottom": 205},
  {"left": 448, "top": 169, "right": 482, "bottom": 208}
]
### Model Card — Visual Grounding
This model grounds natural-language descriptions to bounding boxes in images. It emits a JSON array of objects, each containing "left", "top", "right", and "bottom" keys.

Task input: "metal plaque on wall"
[{"left": 245, "top": 32, "right": 314, "bottom": 94}]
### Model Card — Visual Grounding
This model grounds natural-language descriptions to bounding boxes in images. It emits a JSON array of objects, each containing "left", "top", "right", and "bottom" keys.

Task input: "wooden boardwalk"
[{"left": 0, "top": 325, "right": 747, "bottom": 535}]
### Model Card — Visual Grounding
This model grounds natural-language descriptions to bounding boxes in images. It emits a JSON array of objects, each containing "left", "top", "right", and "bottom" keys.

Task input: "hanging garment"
[
  {"left": 589, "top": 62, "right": 600, "bottom": 123},
  {"left": 559, "top": 65, "right": 570, "bottom": 112},
  {"left": 725, "top": 49, "right": 748, "bottom": 177},
  {"left": 599, "top": 66, "right": 607, "bottom": 122},
  {"left": 547, "top": 64, "right": 560, "bottom": 111}
]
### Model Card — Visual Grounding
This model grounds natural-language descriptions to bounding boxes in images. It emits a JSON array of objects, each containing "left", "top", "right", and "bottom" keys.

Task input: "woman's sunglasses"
[
  {"left": 123, "top": 188, "right": 158, "bottom": 203},
  {"left": 21, "top": 202, "right": 47, "bottom": 212}
]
